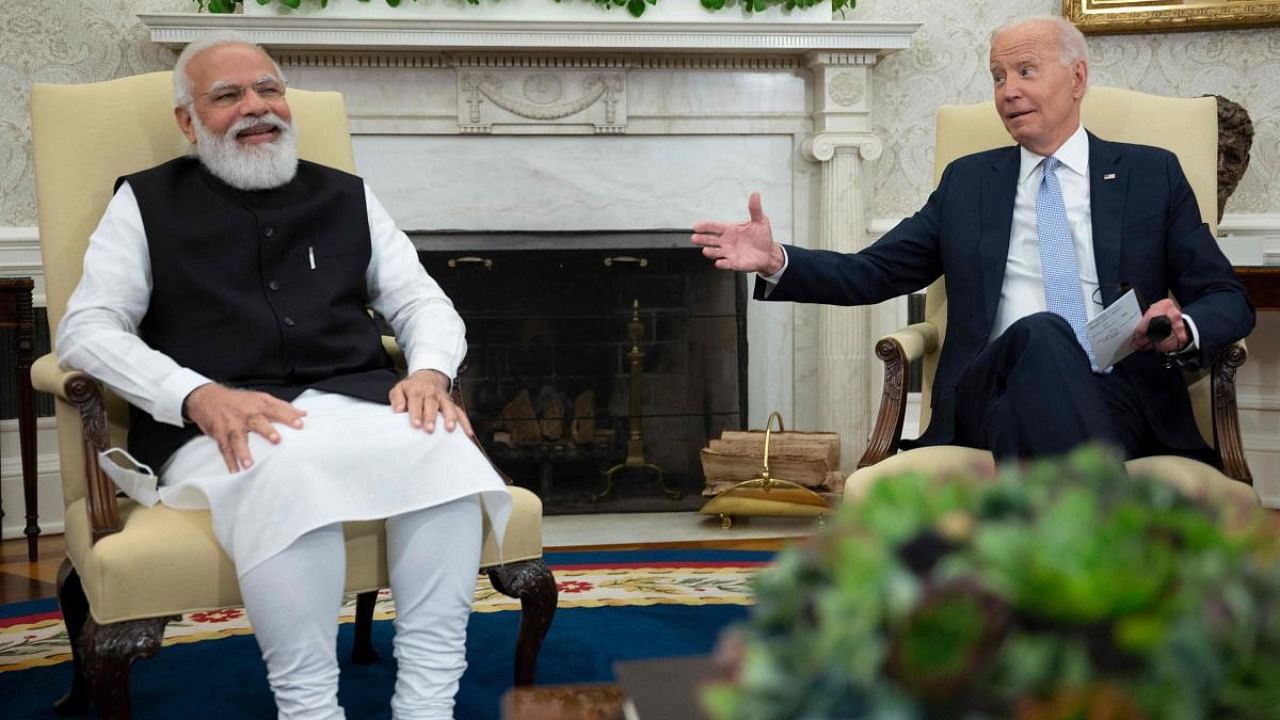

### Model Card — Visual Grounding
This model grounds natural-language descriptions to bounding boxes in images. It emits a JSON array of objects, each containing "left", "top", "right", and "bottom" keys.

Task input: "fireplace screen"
[{"left": 418, "top": 242, "right": 746, "bottom": 514}]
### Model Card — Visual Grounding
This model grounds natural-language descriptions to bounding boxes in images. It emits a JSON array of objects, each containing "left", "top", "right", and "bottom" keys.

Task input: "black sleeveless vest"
[{"left": 121, "top": 157, "right": 397, "bottom": 469}]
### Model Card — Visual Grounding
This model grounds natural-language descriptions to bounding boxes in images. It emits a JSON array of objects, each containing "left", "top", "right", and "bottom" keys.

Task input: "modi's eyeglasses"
[{"left": 198, "top": 78, "right": 287, "bottom": 108}]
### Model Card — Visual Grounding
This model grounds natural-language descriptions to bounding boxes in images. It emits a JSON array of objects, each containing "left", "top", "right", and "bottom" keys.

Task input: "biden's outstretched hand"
[{"left": 691, "top": 192, "right": 784, "bottom": 275}]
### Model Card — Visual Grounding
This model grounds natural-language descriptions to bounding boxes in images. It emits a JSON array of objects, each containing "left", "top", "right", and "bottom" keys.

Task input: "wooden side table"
[
  {"left": 0, "top": 277, "right": 39, "bottom": 561},
  {"left": 1236, "top": 266, "right": 1280, "bottom": 311},
  {"left": 501, "top": 684, "right": 625, "bottom": 720}
]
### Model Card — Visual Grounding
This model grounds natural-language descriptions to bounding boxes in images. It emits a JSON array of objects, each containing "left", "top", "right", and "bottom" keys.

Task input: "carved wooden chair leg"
[
  {"left": 54, "top": 560, "right": 91, "bottom": 716},
  {"left": 351, "top": 590, "right": 380, "bottom": 665},
  {"left": 81, "top": 615, "right": 173, "bottom": 720},
  {"left": 488, "top": 558, "right": 558, "bottom": 686}
]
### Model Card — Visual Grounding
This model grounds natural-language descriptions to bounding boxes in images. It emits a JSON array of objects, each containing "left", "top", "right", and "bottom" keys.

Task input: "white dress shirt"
[
  {"left": 992, "top": 124, "right": 1098, "bottom": 339},
  {"left": 57, "top": 181, "right": 467, "bottom": 429}
]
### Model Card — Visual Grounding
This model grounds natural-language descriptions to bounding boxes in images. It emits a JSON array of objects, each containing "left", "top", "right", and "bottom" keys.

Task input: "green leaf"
[{"left": 625, "top": 0, "right": 646, "bottom": 17}]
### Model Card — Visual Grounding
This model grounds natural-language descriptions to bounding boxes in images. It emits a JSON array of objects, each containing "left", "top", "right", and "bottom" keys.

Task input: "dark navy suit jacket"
[{"left": 757, "top": 133, "right": 1254, "bottom": 458}]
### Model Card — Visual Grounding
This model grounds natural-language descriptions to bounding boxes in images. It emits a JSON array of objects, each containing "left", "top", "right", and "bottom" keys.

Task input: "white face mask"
[
  {"left": 190, "top": 108, "right": 299, "bottom": 191},
  {"left": 98, "top": 447, "right": 161, "bottom": 507}
]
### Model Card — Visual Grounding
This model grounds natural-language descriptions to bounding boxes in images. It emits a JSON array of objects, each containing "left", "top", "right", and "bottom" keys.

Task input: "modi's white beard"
[{"left": 190, "top": 110, "right": 298, "bottom": 191}]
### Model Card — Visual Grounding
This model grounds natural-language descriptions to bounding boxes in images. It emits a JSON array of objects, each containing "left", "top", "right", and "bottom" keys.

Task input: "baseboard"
[{"left": 0, "top": 417, "right": 64, "bottom": 540}]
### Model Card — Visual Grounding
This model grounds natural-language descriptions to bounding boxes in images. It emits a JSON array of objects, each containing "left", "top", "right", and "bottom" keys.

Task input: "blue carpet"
[{"left": 0, "top": 550, "right": 768, "bottom": 719}]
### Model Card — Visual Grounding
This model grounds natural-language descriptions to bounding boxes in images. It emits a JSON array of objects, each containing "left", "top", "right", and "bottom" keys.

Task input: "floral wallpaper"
[
  {"left": 0, "top": 0, "right": 1276, "bottom": 226},
  {"left": 0, "top": 0, "right": 184, "bottom": 227}
]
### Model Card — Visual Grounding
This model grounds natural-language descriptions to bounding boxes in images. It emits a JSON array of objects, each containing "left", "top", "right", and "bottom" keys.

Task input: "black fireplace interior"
[{"left": 418, "top": 238, "right": 747, "bottom": 514}]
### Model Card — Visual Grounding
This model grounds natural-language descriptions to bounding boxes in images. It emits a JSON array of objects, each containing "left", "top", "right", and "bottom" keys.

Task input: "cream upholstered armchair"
[
  {"left": 850, "top": 87, "right": 1255, "bottom": 506},
  {"left": 30, "top": 72, "right": 556, "bottom": 718}
]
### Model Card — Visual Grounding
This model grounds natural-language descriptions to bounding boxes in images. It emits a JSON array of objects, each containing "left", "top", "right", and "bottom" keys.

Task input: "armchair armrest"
[
  {"left": 857, "top": 322, "right": 941, "bottom": 469},
  {"left": 1212, "top": 340, "right": 1251, "bottom": 485},
  {"left": 32, "top": 352, "right": 123, "bottom": 542}
]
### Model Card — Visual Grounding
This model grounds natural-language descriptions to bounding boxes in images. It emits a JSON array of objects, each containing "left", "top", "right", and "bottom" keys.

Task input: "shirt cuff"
[
  {"left": 758, "top": 245, "right": 789, "bottom": 284},
  {"left": 156, "top": 368, "right": 214, "bottom": 427},
  {"left": 407, "top": 353, "right": 457, "bottom": 388},
  {"left": 1180, "top": 314, "right": 1200, "bottom": 352},
  {"left": 1164, "top": 313, "right": 1201, "bottom": 368}
]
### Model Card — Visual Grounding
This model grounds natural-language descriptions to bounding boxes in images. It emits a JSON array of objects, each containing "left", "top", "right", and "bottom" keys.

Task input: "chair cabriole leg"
[
  {"left": 81, "top": 615, "right": 173, "bottom": 719},
  {"left": 488, "top": 558, "right": 557, "bottom": 686},
  {"left": 54, "top": 560, "right": 91, "bottom": 715},
  {"left": 351, "top": 590, "right": 380, "bottom": 664}
]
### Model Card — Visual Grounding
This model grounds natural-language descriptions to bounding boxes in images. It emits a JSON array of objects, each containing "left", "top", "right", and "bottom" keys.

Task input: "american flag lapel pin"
[{"left": 1103, "top": 172, "right": 1117, "bottom": 181}]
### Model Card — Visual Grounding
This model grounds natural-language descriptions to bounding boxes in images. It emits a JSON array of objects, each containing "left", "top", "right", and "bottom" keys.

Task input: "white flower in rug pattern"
[
  {"left": 0, "top": 620, "right": 69, "bottom": 664},
  {"left": 558, "top": 580, "right": 594, "bottom": 594}
]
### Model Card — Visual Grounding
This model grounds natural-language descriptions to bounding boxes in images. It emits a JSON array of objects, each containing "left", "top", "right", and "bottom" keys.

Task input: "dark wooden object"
[
  {"left": 1237, "top": 266, "right": 1280, "bottom": 311},
  {"left": 0, "top": 277, "right": 39, "bottom": 561},
  {"left": 502, "top": 684, "right": 626, "bottom": 720},
  {"left": 51, "top": 362, "right": 557, "bottom": 718}
]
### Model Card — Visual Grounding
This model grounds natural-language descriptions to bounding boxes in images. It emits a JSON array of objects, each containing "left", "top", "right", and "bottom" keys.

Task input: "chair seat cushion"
[
  {"left": 845, "top": 446, "right": 1258, "bottom": 513},
  {"left": 65, "top": 487, "right": 543, "bottom": 625}
]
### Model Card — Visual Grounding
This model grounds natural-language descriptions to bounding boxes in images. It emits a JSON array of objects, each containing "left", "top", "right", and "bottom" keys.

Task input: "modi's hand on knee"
[
  {"left": 389, "top": 369, "right": 474, "bottom": 438},
  {"left": 183, "top": 383, "right": 307, "bottom": 473}
]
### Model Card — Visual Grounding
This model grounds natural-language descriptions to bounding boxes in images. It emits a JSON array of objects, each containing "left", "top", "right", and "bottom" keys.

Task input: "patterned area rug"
[{"left": 2, "top": 549, "right": 765, "bottom": 673}]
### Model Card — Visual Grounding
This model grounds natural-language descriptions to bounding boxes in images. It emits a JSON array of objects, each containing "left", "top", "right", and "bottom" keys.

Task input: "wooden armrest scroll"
[
  {"left": 34, "top": 353, "right": 123, "bottom": 542},
  {"left": 857, "top": 322, "right": 940, "bottom": 469},
  {"left": 1212, "top": 340, "right": 1251, "bottom": 485}
]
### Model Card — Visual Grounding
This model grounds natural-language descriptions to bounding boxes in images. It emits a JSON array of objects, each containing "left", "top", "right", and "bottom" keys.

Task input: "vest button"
[
  {"left": 282, "top": 316, "right": 296, "bottom": 327},
  {"left": 268, "top": 280, "right": 281, "bottom": 291},
  {"left": 263, "top": 226, "right": 275, "bottom": 238}
]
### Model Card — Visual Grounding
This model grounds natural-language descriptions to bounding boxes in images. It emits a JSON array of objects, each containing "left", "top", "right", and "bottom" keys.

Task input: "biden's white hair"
[{"left": 991, "top": 15, "right": 1090, "bottom": 66}]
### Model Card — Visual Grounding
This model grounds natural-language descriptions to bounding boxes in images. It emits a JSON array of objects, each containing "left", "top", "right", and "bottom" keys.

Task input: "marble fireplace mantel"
[
  {"left": 141, "top": 14, "right": 920, "bottom": 472},
  {"left": 140, "top": 14, "right": 918, "bottom": 55}
]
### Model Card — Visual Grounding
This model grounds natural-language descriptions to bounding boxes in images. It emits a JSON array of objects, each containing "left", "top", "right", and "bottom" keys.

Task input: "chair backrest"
[
  {"left": 30, "top": 70, "right": 356, "bottom": 503},
  {"left": 918, "top": 86, "right": 1219, "bottom": 443}
]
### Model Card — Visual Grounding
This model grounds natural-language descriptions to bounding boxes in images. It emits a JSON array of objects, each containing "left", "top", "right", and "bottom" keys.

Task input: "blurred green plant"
[
  {"left": 192, "top": 0, "right": 854, "bottom": 19},
  {"left": 703, "top": 445, "right": 1280, "bottom": 720}
]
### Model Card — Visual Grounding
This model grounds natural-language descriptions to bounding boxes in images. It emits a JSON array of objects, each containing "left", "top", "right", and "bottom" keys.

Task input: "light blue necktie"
[{"left": 1036, "top": 156, "right": 1098, "bottom": 370}]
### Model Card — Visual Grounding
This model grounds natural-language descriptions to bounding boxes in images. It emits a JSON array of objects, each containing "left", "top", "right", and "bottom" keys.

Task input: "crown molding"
[{"left": 139, "top": 14, "right": 920, "bottom": 57}]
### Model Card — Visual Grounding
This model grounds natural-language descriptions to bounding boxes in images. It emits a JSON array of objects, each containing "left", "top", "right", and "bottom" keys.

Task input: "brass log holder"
[
  {"left": 699, "top": 411, "right": 831, "bottom": 529},
  {"left": 597, "top": 299, "right": 681, "bottom": 502}
]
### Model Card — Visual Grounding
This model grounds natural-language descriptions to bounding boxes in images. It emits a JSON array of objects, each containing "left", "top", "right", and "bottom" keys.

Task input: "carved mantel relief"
[{"left": 458, "top": 71, "right": 626, "bottom": 134}]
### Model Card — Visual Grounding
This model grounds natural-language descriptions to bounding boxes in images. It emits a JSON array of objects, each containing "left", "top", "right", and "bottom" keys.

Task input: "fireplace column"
[{"left": 803, "top": 53, "right": 883, "bottom": 473}]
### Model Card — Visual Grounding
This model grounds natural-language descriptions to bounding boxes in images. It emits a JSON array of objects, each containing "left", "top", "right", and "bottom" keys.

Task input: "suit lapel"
[
  {"left": 979, "top": 148, "right": 1019, "bottom": 332},
  {"left": 1089, "top": 133, "right": 1127, "bottom": 306}
]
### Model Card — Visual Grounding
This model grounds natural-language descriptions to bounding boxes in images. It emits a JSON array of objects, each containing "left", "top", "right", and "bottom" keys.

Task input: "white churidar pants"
[
  {"left": 151, "top": 391, "right": 509, "bottom": 719},
  {"left": 239, "top": 496, "right": 483, "bottom": 720}
]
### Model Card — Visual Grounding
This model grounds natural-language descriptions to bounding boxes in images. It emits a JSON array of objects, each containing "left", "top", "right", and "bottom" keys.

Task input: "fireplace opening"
[{"left": 417, "top": 236, "right": 747, "bottom": 514}]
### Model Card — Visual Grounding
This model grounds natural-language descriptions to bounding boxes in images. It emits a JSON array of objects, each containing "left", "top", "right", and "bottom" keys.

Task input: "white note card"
[{"left": 1087, "top": 288, "right": 1142, "bottom": 369}]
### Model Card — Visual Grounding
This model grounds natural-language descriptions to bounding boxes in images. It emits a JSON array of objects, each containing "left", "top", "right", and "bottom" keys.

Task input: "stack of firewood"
[
  {"left": 700, "top": 429, "right": 845, "bottom": 503},
  {"left": 492, "top": 388, "right": 598, "bottom": 447}
]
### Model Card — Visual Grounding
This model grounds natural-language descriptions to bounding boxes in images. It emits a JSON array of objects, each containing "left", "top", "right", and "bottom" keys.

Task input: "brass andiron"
[
  {"left": 699, "top": 411, "right": 831, "bottom": 529},
  {"left": 597, "top": 300, "right": 679, "bottom": 502}
]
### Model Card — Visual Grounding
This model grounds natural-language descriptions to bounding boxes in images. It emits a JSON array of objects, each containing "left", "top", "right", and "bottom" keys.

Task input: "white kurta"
[{"left": 59, "top": 179, "right": 510, "bottom": 576}]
